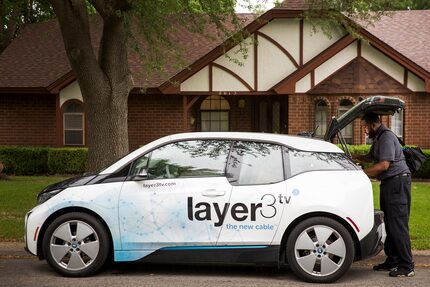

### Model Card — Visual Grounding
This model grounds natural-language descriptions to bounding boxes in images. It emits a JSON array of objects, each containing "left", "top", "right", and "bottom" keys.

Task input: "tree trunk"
[
  {"left": 50, "top": 0, "right": 133, "bottom": 172},
  {"left": 84, "top": 84, "right": 130, "bottom": 172}
]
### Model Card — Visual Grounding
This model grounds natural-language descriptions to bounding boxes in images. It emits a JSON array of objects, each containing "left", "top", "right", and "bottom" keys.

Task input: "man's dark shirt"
[{"left": 371, "top": 124, "right": 410, "bottom": 180}]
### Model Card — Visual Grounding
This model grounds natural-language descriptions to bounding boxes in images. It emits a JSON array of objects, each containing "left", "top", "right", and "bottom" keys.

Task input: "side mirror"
[{"left": 132, "top": 169, "right": 148, "bottom": 181}]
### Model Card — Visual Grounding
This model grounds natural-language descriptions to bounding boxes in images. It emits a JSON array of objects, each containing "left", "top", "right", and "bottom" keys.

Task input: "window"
[
  {"left": 201, "top": 95, "right": 230, "bottom": 131},
  {"left": 131, "top": 140, "right": 232, "bottom": 179},
  {"left": 338, "top": 99, "right": 353, "bottom": 144},
  {"left": 288, "top": 150, "right": 357, "bottom": 177},
  {"left": 63, "top": 101, "right": 84, "bottom": 145},
  {"left": 226, "top": 141, "right": 284, "bottom": 185},
  {"left": 391, "top": 109, "right": 403, "bottom": 140},
  {"left": 315, "top": 100, "right": 328, "bottom": 138}
]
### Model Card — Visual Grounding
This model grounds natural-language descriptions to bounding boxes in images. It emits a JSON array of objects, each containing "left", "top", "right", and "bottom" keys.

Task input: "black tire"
[
  {"left": 42, "top": 212, "right": 110, "bottom": 277},
  {"left": 286, "top": 217, "right": 355, "bottom": 283}
]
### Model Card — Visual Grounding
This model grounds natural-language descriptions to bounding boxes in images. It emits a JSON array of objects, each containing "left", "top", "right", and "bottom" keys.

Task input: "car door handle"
[{"left": 202, "top": 189, "right": 225, "bottom": 197}]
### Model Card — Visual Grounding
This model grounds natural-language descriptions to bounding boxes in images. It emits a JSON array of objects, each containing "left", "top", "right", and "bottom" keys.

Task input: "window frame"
[{"left": 63, "top": 101, "right": 85, "bottom": 146}]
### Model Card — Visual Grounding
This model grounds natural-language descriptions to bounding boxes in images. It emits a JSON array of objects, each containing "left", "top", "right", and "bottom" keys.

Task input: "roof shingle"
[{"left": 0, "top": 9, "right": 428, "bottom": 90}]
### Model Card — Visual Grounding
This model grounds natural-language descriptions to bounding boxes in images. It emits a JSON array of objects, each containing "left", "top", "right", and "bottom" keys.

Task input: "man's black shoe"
[
  {"left": 389, "top": 267, "right": 415, "bottom": 277},
  {"left": 373, "top": 262, "right": 397, "bottom": 271}
]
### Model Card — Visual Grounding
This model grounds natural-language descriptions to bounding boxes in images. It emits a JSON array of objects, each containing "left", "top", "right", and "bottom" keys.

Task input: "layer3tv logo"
[{"left": 187, "top": 193, "right": 291, "bottom": 227}]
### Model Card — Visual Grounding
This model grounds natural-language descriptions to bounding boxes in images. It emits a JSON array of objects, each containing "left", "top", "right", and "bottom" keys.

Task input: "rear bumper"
[{"left": 359, "top": 210, "right": 386, "bottom": 260}]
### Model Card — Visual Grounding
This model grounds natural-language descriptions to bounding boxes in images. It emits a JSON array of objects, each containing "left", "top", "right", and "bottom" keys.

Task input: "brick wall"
[
  {"left": 403, "top": 93, "right": 430, "bottom": 147},
  {"left": 2, "top": 92, "right": 429, "bottom": 150},
  {"left": 0, "top": 94, "right": 57, "bottom": 146},
  {"left": 128, "top": 94, "right": 183, "bottom": 151}
]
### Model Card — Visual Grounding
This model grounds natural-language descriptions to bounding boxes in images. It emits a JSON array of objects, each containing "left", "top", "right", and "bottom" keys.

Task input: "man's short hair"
[{"left": 361, "top": 112, "right": 381, "bottom": 124}]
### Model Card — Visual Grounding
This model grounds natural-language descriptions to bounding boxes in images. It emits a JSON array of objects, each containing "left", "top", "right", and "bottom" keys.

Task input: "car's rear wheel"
[
  {"left": 43, "top": 212, "right": 110, "bottom": 277},
  {"left": 286, "top": 217, "right": 354, "bottom": 283}
]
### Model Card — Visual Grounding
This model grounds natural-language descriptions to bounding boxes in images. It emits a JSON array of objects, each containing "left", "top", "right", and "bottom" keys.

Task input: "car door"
[
  {"left": 118, "top": 139, "right": 233, "bottom": 250},
  {"left": 217, "top": 140, "right": 287, "bottom": 246}
]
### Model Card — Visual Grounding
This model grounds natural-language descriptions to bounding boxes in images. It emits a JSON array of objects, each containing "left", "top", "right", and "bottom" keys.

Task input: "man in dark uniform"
[{"left": 357, "top": 112, "right": 414, "bottom": 277}]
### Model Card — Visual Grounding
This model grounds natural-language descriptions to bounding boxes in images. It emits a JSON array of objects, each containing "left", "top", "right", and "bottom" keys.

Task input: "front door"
[
  {"left": 253, "top": 97, "right": 288, "bottom": 134},
  {"left": 118, "top": 140, "right": 233, "bottom": 250}
]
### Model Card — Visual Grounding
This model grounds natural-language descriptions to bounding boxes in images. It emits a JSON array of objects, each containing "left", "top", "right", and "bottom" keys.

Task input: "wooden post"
[{"left": 182, "top": 95, "right": 201, "bottom": 132}]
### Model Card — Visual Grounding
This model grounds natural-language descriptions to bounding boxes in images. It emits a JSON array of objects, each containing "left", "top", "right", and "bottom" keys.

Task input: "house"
[{"left": 0, "top": 1, "right": 429, "bottom": 150}]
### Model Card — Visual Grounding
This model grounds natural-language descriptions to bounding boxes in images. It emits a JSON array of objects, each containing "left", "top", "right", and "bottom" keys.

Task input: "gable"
[
  {"left": 309, "top": 57, "right": 411, "bottom": 94},
  {"left": 178, "top": 17, "right": 345, "bottom": 93}
]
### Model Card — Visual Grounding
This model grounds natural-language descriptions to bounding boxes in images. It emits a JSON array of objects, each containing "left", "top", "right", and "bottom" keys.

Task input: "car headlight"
[{"left": 37, "top": 189, "right": 63, "bottom": 205}]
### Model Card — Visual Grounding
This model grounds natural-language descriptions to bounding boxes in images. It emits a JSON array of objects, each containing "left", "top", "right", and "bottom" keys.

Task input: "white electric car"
[{"left": 25, "top": 96, "right": 403, "bottom": 283}]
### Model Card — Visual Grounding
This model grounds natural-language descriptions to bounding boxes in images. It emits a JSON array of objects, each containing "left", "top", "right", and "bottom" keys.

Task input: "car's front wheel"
[
  {"left": 286, "top": 217, "right": 355, "bottom": 283},
  {"left": 43, "top": 212, "right": 110, "bottom": 277}
]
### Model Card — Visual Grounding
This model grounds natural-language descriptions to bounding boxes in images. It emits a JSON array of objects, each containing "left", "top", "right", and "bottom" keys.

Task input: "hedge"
[
  {"left": 0, "top": 147, "right": 49, "bottom": 175},
  {"left": 0, "top": 145, "right": 429, "bottom": 178},
  {"left": 339, "top": 144, "right": 430, "bottom": 179},
  {"left": 47, "top": 148, "right": 87, "bottom": 174},
  {"left": 0, "top": 147, "right": 87, "bottom": 175}
]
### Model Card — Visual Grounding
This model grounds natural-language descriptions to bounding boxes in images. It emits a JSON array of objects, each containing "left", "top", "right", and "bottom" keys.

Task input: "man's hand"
[{"left": 364, "top": 160, "right": 390, "bottom": 177}]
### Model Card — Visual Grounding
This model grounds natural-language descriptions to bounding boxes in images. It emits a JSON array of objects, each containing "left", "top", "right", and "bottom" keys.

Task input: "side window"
[
  {"left": 227, "top": 141, "right": 284, "bottom": 185},
  {"left": 131, "top": 140, "right": 232, "bottom": 179},
  {"left": 287, "top": 149, "right": 357, "bottom": 177}
]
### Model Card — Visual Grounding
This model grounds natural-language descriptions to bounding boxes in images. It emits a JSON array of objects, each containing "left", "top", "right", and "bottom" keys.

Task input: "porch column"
[{"left": 182, "top": 95, "right": 200, "bottom": 132}]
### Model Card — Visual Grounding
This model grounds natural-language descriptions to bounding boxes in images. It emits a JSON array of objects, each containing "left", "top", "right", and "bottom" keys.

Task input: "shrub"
[
  {"left": 0, "top": 146, "right": 87, "bottom": 175},
  {"left": 413, "top": 149, "right": 430, "bottom": 179},
  {"left": 0, "top": 146, "right": 49, "bottom": 175},
  {"left": 47, "top": 148, "right": 87, "bottom": 174}
]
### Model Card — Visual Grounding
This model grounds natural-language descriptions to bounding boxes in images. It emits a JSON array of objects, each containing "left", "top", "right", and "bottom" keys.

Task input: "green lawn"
[
  {"left": 0, "top": 176, "right": 68, "bottom": 241},
  {"left": 372, "top": 182, "right": 430, "bottom": 250},
  {"left": 0, "top": 176, "right": 429, "bottom": 250}
]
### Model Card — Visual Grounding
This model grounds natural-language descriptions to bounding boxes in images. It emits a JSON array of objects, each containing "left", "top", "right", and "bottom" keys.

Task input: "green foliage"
[
  {"left": 393, "top": 0, "right": 430, "bottom": 9},
  {"left": 0, "top": 0, "right": 55, "bottom": 52},
  {"left": 302, "top": 0, "right": 417, "bottom": 39},
  {"left": 47, "top": 148, "right": 87, "bottom": 174},
  {"left": 340, "top": 144, "right": 430, "bottom": 178},
  {"left": 0, "top": 147, "right": 49, "bottom": 175},
  {"left": 0, "top": 147, "right": 87, "bottom": 175},
  {"left": 345, "top": 144, "right": 371, "bottom": 155},
  {"left": 127, "top": 0, "right": 253, "bottom": 85}
]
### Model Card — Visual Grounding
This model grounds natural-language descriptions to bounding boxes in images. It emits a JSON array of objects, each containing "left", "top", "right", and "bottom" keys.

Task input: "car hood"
[
  {"left": 41, "top": 173, "right": 99, "bottom": 193},
  {"left": 324, "top": 96, "right": 405, "bottom": 142}
]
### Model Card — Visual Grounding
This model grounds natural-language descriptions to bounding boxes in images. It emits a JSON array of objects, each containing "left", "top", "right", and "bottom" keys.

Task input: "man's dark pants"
[{"left": 380, "top": 173, "right": 414, "bottom": 269}]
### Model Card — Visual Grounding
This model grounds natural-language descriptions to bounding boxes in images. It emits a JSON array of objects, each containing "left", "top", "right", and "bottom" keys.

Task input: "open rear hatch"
[{"left": 324, "top": 96, "right": 405, "bottom": 156}]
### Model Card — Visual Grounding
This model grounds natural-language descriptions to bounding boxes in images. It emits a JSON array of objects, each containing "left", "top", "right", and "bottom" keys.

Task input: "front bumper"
[
  {"left": 24, "top": 203, "right": 51, "bottom": 257},
  {"left": 359, "top": 210, "right": 386, "bottom": 260}
]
